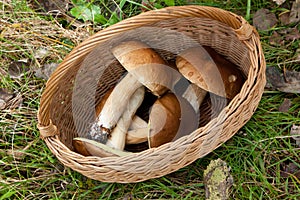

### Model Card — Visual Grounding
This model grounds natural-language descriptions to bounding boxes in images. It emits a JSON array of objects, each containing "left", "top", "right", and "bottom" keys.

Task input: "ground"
[{"left": 0, "top": 0, "right": 299, "bottom": 199}]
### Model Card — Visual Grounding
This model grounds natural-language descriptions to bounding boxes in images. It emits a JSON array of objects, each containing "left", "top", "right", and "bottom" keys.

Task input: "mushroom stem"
[
  {"left": 126, "top": 115, "right": 148, "bottom": 144},
  {"left": 89, "top": 72, "right": 142, "bottom": 143},
  {"left": 182, "top": 83, "right": 207, "bottom": 113},
  {"left": 106, "top": 87, "right": 145, "bottom": 150},
  {"left": 126, "top": 128, "right": 149, "bottom": 144},
  {"left": 129, "top": 115, "right": 148, "bottom": 130}
]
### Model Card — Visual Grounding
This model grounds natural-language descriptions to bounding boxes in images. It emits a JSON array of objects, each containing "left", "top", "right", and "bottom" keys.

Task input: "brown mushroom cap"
[
  {"left": 176, "top": 46, "right": 244, "bottom": 99},
  {"left": 148, "top": 93, "right": 181, "bottom": 148},
  {"left": 148, "top": 92, "right": 199, "bottom": 148},
  {"left": 112, "top": 40, "right": 171, "bottom": 96}
]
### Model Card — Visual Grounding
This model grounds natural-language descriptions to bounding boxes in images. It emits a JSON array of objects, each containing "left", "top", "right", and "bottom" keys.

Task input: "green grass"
[{"left": 1, "top": 0, "right": 300, "bottom": 199}]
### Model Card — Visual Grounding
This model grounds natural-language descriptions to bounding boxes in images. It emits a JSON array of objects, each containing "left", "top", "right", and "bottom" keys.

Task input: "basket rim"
[{"left": 37, "top": 5, "right": 266, "bottom": 183}]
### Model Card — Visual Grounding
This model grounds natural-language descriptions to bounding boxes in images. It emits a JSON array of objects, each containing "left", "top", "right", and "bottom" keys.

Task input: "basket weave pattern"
[{"left": 38, "top": 6, "right": 266, "bottom": 183}]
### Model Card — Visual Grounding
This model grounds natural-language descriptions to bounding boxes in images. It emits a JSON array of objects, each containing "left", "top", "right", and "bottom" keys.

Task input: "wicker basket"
[{"left": 37, "top": 5, "right": 266, "bottom": 183}]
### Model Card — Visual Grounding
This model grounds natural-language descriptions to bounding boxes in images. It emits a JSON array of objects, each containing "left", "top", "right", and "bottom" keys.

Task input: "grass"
[{"left": 1, "top": 0, "right": 300, "bottom": 199}]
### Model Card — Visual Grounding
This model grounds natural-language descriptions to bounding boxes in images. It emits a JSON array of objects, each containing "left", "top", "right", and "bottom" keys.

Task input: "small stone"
[{"left": 204, "top": 158, "right": 234, "bottom": 200}]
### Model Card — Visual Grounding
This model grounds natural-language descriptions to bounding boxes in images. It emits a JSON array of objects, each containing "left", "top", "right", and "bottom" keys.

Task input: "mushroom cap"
[
  {"left": 112, "top": 40, "right": 170, "bottom": 96},
  {"left": 176, "top": 46, "right": 244, "bottom": 99},
  {"left": 148, "top": 92, "right": 199, "bottom": 148},
  {"left": 148, "top": 93, "right": 181, "bottom": 148}
]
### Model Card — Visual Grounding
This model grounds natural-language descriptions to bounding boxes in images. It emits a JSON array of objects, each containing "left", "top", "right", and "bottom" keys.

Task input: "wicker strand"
[{"left": 37, "top": 120, "right": 59, "bottom": 139}]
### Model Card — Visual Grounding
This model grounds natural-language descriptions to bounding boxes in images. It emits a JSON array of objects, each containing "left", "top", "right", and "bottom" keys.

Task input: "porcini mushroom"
[
  {"left": 75, "top": 86, "right": 146, "bottom": 156},
  {"left": 89, "top": 72, "right": 143, "bottom": 143},
  {"left": 106, "top": 86, "right": 145, "bottom": 150},
  {"left": 93, "top": 86, "right": 149, "bottom": 147},
  {"left": 148, "top": 93, "right": 180, "bottom": 148},
  {"left": 89, "top": 40, "right": 181, "bottom": 144},
  {"left": 182, "top": 83, "right": 207, "bottom": 113},
  {"left": 176, "top": 46, "right": 244, "bottom": 100},
  {"left": 148, "top": 92, "right": 198, "bottom": 148},
  {"left": 126, "top": 116, "right": 148, "bottom": 145},
  {"left": 111, "top": 40, "right": 180, "bottom": 96}
]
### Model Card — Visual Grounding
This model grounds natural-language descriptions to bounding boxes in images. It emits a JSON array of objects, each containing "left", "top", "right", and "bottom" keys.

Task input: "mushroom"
[
  {"left": 176, "top": 46, "right": 244, "bottom": 100},
  {"left": 111, "top": 40, "right": 180, "bottom": 96},
  {"left": 126, "top": 115, "right": 148, "bottom": 145},
  {"left": 89, "top": 40, "right": 181, "bottom": 144},
  {"left": 95, "top": 88, "right": 148, "bottom": 137},
  {"left": 73, "top": 137, "right": 132, "bottom": 157},
  {"left": 126, "top": 128, "right": 149, "bottom": 144},
  {"left": 89, "top": 72, "right": 143, "bottom": 143},
  {"left": 106, "top": 86, "right": 145, "bottom": 150},
  {"left": 182, "top": 83, "right": 207, "bottom": 113},
  {"left": 148, "top": 93, "right": 180, "bottom": 148},
  {"left": 148, "top": 92, "right": 198, "bottom": 148},
  {"left": 75, "top": 86, "right": 146, "bottom": 156},
  {"left": 128, "top": 115, "right": 148, "bottom": 130}
]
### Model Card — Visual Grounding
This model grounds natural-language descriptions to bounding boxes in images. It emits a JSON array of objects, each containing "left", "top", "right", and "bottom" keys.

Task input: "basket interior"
[{"left": 48, "top": 17, "right": 252, "bottom": 150}]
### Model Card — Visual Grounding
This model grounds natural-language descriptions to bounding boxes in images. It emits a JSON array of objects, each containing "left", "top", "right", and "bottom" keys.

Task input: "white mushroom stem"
[
  {"left": 129, "top": 115, "right": 148, "bottom": 130},
  {"left": 106, "top": 87, "right": 145, "bottom": 150},
  {"left": 89, "top": 72, "right": 142, "bottom": 143},
  {"left": 182, "top": 83, "right": 207, "bottom": 113},
  {"left": 126, "top": 115, "right": 148, "bottom": 144},
  {"left": 126, "top": 128, "right": 149, "bottom": 144}
]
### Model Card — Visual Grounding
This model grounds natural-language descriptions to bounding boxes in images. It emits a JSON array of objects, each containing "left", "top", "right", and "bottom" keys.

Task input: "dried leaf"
[
  {"left": 0, "top": 68, "right": 6, "bottom": 76},
  {"left": 0, "top": 88, "right": 14, "bottom": 110},
  {"left": 266, "top": 66, "right": 286, "bottom": 89},
  {"left": 253, "top": 9, "right": 278, "bottom": 31},
  {"left": 34, "top": 63, "right": 58, "bottom": 80},
  {"left": 284, "top": 68, "right": 300, "bottom": 83},
  {"left": 0, "top": 89, "right": 23, "bottom": 110},
  {"left": 290, "top": 0, "right": 300, "bottom": 24},
  {"left": 291, "top": 124, "right": 300, "bottom": 147},
  {"left": 141, "top": 0, "right": 155, "bottom": 12},
  {"left": 273, "top": 0, "right": 286, "bottom": 6},
  {"left": 269, "top": 31, "right": 284, "bottom": 46},
  {"left": 204, "top": 159, "right": 233, "bottom": 200},
  {"left": 7, "top": 60, "right": 30, "bottom": 79},
  {"left": 37, "top": 0, "right": 69, "bottom": 12},
  {"left": 280, "top": 162, "right": 300, "bottom": 178},
  {"left": 285, "top": 28, "right": 300, "bottom": 41},
  {"left": 278, "top": 11, "right": 290, "bottom": 25},
  {"left": 266, "top": 67, "right": 300, "bottom": 93},
  {"left": 278, "top": 98, "right": 291, "bottom": 112},
  {"left": 34, "top": 47, "right": 49, "bottom": 59}
]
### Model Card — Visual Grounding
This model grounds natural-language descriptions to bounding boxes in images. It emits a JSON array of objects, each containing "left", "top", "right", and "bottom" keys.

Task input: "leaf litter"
[
  {"left": 7, "top": 60, "right": 30, "bottom": 79},
  {"left": 0, "top": 88, "right": 23, "bottom": 110},
  {"left": 266, "top": 67, "right": 300, "bottom": 93},
  {"left": 278, "top": 98, "right": 291, "bottom": 112},
  {"left": 290, "top": 0, "right": 300, "bottom": 24},
  {"left": 253, "top": 9, "right": 278, "bottom": 31},
  {"left": 34, "top": 63, "right": 59, "bottom": 80}
]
